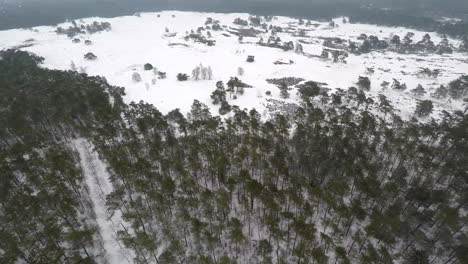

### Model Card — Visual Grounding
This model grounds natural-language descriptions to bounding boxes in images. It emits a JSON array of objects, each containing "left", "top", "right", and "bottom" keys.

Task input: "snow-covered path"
[{"left": 74, "top": 139, "right": 132, "bottom": 264}]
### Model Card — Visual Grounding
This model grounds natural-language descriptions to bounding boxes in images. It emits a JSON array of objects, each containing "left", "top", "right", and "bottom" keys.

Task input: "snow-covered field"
[{"left": 0, "top": 11, "right": 466, "bottom": 118}]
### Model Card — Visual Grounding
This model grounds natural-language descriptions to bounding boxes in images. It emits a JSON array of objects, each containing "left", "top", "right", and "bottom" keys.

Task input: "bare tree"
[
  {"left": 192, "top": 66, "right": 201, "bottom": 81},
  {"left": 207, "top": 66, "right": 213, "bottom": 80},
  {"left": 200, "top": 64, "right": 208, "bottom": 80}
]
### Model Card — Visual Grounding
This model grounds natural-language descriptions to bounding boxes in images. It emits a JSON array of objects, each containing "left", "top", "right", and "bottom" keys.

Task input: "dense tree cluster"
[
  {"left": 184, "top": 33, "right": 216, "bottom": 46},
  {"left": 1, "top": 50, "right": 467, "bottom": 264},
  {"left": 351, "top": 32, "right": 459, "bottom": 56},
  {"left": 258, "top": 38, "right": 296, "bottom": 52},
  {"left": 349, "top": 9, "right": 468, "bottom": 38},
  {"left": 233, "top": 18, "right": 248, "bottom": 27},
  {"left": 352, "top": 35, "right": 389, "bottom": 54},
  {"left": 0, "top": 50, "right": 124, "bottom": 263},
  {"left": 56, "top": 21, "right": 111, "bottom": 38}
]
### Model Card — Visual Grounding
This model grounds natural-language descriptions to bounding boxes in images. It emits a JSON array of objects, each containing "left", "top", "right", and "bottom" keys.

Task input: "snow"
[
  {"left": 0, "top": 11, "right": 466, "bottom": 119},
  {"left": 73, "top": 138, "right": 133, "bottom": 264}
]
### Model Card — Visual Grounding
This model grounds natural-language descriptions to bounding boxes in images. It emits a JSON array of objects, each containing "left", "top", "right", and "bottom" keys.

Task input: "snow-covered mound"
[{"left": 0, "top": 11, "right": 466, "bottom": 118}]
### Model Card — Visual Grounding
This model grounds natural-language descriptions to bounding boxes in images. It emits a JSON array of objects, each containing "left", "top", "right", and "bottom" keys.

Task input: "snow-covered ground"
[
  {"left": 74, "top": 139, "right": 133, "bottom": 264},
  {"left": 0, "top": 11, "right": 466, "bottom": 118}
]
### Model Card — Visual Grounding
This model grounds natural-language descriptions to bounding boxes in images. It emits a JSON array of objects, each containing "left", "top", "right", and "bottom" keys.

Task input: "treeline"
[
  {"left": 349, "top": 9, "right": 468, "bottom": 38},
  {"left": 1, "top": 50, "right": 467, "bottom": 264}
]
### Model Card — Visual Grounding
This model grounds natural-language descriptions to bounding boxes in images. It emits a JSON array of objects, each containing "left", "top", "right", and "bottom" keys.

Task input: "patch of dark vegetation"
[
  {"left": 177, "top": 73, "right": 189, "bottom": 81},
  {"left": 184, "top": 33, "right": 216, "bottom": 46},
  {"left": 349, "top": 9, "right": 468, "bottom": 38},
  {"left": 417, "top": 68, "right": 441, "bottom": 78},
  {"left": 233, "top": 18, "right": 248, "bottom": 26},
  {"left": 320, "top": 37, "right": 348, "bottom": 50},
  {"left": 264, "top": 98, "right": 299, "bottom": 119},
  {"left": 246, "top": 55, "right": 255, "bottom": 63},
  {"left": 266, "top": 77, "right": 304, "bottom": 87},
  {"left": 84, "top": 52, "right": 97, "bottom": 60},
  {"left": 321, "top": 49, "right": 349, "bottom": 63},
  {"left": 273, "top": 60, "right": 294, "bottom": 65},
  {"left": 258, "top": 38, "right": 295, "bottom": 52},
  {"left": 168, "top": 43, "right": 190, "bottom": 47},
  {"left": 227, "top": 27, "right": 264, "bottom": 38},
  {"left": 351, "top": 32, "right": 457, "bottom": 56},
  {"left": 56, "top": 21, "right": 111, "bottom": 38}
]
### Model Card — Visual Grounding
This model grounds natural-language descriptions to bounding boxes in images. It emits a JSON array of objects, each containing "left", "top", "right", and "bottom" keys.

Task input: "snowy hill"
[{"left": 0, "top": 11, "right": 466, "bottom": 118}]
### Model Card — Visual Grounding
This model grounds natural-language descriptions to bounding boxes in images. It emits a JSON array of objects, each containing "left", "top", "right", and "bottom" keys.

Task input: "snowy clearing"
[{"left": 0, "top": 11, "right": 466, "bottom": 119}]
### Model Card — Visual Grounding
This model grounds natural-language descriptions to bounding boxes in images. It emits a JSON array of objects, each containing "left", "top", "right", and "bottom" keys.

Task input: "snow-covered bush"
[
  {"left": 238, "top": 67, "right": 245, "bottom": 76},
  {"left": 132, "top": 72, "right": 142, "bottom": 82}
]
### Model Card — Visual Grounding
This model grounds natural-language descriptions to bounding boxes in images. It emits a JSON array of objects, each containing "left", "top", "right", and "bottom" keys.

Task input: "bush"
[
  {"left": 132, "top": 72, "right": 142, "bottom": 82},
  {"left": 234, "top": 18, "right": 248, "bottom": 26},
  {"left": 415, "top": 100, "right": 434, "bottom": 117},
  {"left": 158, "top": 71, "right": 167, "bottom": 79},
  {"left": 448, "top": 75, "right": 468, "bottom": 100},
  {"left": 298, "top": 81, "right": 320, "bottom": 99},
  {"left": 211, "top": 81, "right": 226, "bottom": 105},
  {"left": 358, "top": 76, "right": 371, "bottom": 91},
  {"left": 219, "top": 101, "right": 232, "bottom": 115},
  {"left": 84, "top": 52, "right": 97, "bottom": 60},
  {"left": 144, "top": 63, "right": 153, "bottom": 71},
  {"left": 237, "top": 67, "right": 244, "bottom": 76},
  {"left": 177, "top": 73, "right": 189, "bottom": 81},
  {"left": 247, "top": 55, "right": 255, "bottom": 63}
]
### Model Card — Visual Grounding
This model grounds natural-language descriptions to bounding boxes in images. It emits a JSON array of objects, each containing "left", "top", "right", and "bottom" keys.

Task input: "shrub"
[
  {"left": 84, "top": 52, "right": 97, "bottom": 60},
  {"left": 132, "top": 72, "right": 142, "bottom": 82},
  {"left": 415, "top": 100, "right": 434, "bottom": 117},
  {"left": 237, "top": 67, "right": 245, "bottom": 76},
  {"left": 177, "top": 73, "right": 189, "bottom": 81},
  {"left": 158, "top": 72, "right": 167, "bottom": 79},
  {"left": 358, "top": 76, "right": 371, "bottom": 91},
  {"left": 298, "top": 81, "right": 320, "bottom": 99},
  {"left": 144, "top": 63, "right": 153, "bottom": 71}
]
